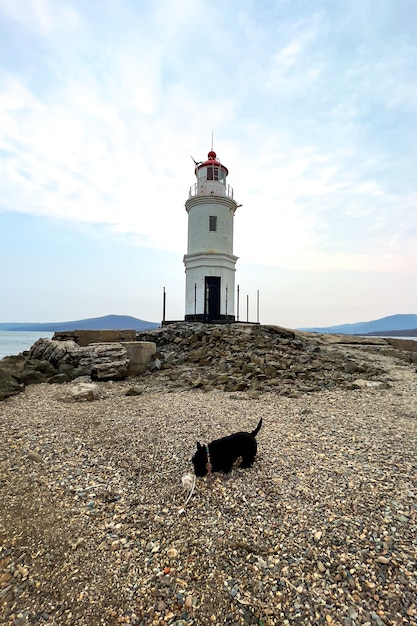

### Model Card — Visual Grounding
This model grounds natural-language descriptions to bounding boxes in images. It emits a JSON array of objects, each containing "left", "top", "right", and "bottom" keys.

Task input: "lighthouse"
[{"left": 183, "top": 150, "right": 239, "bottom": 322}]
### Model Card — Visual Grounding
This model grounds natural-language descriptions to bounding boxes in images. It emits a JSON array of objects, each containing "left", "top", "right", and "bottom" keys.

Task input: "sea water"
[
  {"left": 372, "top": 336, "right": 417, "bottom": 341},
  {"left": 0, "top": 331, "right": 54, "bottom": 359}
]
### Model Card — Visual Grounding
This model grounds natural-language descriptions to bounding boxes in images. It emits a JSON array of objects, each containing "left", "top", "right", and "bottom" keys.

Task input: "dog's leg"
[
  {"left": 239, "top": 454, "right": 256, "bottom": 469},
  {"left": 218, "top": 458, "right": 235, "bottom": 474}
]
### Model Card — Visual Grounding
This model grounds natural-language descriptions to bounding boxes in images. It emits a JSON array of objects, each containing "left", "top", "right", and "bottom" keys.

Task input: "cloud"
[{"left": 0, "top": 0, "right": 416, "bottom": 281}]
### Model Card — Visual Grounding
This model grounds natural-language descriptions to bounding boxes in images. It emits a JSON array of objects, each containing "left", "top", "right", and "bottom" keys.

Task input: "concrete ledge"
[
  {"left": 53, "top": 330, "right": 137, "bottom": 347},
  {"left": 122, "top": 341, "right": 156, "bottom": 374}
]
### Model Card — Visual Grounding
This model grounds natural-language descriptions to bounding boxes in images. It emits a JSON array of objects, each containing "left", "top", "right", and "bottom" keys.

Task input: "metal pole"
[
  {"left": 246, "top": 294, "right": 249, "bottom": 323},
  {"left": 257, "top": 290, "right": 259, "bottom": 324},
  {"left": 194, "top": 283, "right": 197, "bottom": 318},
  {"left": 237, "top": 285, "right": 240, "bottom": 321},
  {"left": 162, "top": 287, "right": 166, "bottom": 323},
  {"left": 225, "top": 285, "right": 228, "bottom": 317}
]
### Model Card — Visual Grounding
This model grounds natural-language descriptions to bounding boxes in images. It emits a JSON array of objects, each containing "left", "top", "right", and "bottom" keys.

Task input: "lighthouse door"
[{"left": 205, "top": 277, "right": 221, "bottom": 322}]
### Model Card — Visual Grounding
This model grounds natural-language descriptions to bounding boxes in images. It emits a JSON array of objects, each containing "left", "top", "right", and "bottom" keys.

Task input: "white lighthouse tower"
[{"left": 183, "top": 149, "right": 238, "bottom": 322}]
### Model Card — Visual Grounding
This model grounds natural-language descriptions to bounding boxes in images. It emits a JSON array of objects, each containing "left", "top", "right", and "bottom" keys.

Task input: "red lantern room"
[
  {"left": 189, "top": 151, "right": 233, "bottom": 199},
  {"left": 196, "top": 150, "right": 228, "bottom": 182}
]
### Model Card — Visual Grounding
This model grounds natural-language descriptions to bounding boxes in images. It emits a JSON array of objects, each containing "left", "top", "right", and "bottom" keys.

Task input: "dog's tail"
[{"left": 251, "top": 418, "right": 263, "bottom": 438}]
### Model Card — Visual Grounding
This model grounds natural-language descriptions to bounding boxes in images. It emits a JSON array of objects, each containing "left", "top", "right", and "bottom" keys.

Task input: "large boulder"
[
  {"left": 79, "top": 343, "right": 129, "bottom": 380},
  {"left": 56, "top": 382, "right": 101, "bottom": 403},
  {"left": 0, "top": 367, "right": 23, "bottom": 400},
  {"left": 0, "top": 354, "right": 28, "bottom": 375},
  {"left": 29, "top": 339, "right": 81, "bottom": 367},
  {"left": 0, "top": 353, "right": 59, "bottom": 383},
  {"left": 29, "top": 339, "right": 129, "bottom": 380},
  {"left": 0, "top": 355, "right": 57, "bottom": 398}
]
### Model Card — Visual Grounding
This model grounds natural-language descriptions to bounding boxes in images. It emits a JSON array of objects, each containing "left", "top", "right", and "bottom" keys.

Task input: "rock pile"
[
  {"left": 0, "top": 341, "right": 129, "bottom": 400},
  {"left": 0, "top": 322, "right": 407, "bottom": 401},
  {"left": 137, "top": 322, "right": 388, "bottom": 395}
]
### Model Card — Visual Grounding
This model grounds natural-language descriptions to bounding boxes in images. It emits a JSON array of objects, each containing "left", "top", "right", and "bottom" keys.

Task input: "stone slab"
[{"left": 53, "top": 329, "right": 137, "bottom": 347}]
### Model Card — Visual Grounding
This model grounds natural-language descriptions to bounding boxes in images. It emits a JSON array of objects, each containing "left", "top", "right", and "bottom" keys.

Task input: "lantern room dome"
[{"left": 196, "top": 151, "right": 229, "bottom": 177}]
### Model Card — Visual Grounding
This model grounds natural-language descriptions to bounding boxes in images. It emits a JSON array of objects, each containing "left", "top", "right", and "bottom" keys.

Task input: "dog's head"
[{"left": 191, "top": 442, "right": 208, "bottom": 477}]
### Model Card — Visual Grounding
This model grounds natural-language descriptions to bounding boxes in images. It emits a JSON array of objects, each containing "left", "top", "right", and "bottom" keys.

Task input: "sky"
[{"left": 0, "top": 0, "right": 416, "bottom": 329}]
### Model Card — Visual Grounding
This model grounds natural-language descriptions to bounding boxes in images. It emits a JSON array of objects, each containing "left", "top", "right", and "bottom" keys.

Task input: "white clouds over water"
[{"left": 0, "top": 0, "right": 416, "bottom": 326}]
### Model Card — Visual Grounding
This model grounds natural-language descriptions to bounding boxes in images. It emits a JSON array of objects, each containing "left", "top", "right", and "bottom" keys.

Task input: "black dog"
[{"left": 192, "top": 418, "right": 262, "bottom": 477}]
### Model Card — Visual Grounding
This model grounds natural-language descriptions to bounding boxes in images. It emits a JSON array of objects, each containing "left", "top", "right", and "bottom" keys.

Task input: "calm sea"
[
  {"left": 0, "top": 331, "right": 54, "bottom": 360},
  {"left": 371, "top": 336, "right": 417, "bottom": 341}
]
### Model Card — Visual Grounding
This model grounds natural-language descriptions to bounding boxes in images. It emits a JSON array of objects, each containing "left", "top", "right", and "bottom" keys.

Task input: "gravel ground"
[{"left": 0, "top": 351, "right": 416, "bottom": 626}]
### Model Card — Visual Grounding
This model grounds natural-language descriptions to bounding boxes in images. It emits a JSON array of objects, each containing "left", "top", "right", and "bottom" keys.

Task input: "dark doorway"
[{"left": 205, "top": 276, "right": 221, "bottom": 322}]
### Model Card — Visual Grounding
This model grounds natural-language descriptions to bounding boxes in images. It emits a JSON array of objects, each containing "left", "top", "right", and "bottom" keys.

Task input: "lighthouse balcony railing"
[{"left": 189, "top": 181, "right": 234, "bottom": 199}]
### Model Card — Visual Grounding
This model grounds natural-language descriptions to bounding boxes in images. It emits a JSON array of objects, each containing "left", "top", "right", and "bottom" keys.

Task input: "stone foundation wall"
[{"left": 53, "top": 329, "right": 137, "bottom": 347}]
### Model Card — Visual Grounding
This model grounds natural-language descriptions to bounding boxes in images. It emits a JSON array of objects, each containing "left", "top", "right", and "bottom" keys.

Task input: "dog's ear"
[{"left": 196, "top": 441, "right": 203, "bottom": 450}]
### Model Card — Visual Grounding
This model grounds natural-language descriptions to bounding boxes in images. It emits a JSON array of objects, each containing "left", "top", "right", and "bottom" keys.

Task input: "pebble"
[
  {"left": 184, "top": 596, "right": 193, "bottom": 610},
  {"left": 376, "top": 556, "right": 390, "bottom": 564},
  {"left": 167, "top": 547, "right": 178, "bottom": 558},
  {"left": 27, "top": 451, "right": 42, "bottom": 462}
]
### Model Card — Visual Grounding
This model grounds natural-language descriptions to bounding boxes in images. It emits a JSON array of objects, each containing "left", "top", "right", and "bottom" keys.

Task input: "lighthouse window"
[
  {"left": 209, "top": 215, "right": 217, "bottom": 232},
  {"left": 207, "top": 166, "right": 219, "bottom": 181}
]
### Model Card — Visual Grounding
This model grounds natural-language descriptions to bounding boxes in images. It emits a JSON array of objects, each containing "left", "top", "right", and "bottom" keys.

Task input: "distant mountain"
[
  {"left": 0, "top": 315, "right": 160, "bottom": 332},
  {"left": 299, "top": 313, "right": 417, "bottom": 335},
  {"left": 366, "top": 328, "right": 417, "bottom": 337}
]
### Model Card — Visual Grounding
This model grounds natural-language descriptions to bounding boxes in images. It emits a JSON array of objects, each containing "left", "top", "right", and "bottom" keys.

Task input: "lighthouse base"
[{"left": 184, "top": 314, "right": 236, "bottom": 323}]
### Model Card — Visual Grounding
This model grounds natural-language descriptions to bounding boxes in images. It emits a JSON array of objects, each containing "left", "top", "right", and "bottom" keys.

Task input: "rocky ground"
[
  {"left": 136, "top": 324, "right": 401, "bottom": 396},
  {"left": 2, "top": 323, "right": 417, "bottom": 401},
  {"left": 0, "top": 328, "right": 416, "bottom": 625}
]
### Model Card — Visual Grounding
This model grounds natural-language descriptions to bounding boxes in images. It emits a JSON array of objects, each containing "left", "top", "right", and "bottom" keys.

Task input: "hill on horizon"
[
  {"left": 2, "top": 313, "right": 416, "bottom": 336},
  {"left": 0, "top": 315, "right": 160, "bottom": 332},
  {"left": 299, "top": 313, "right": 417, "bottom": 335}
]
